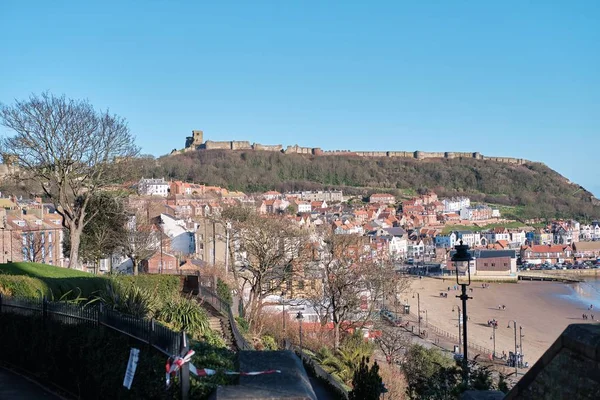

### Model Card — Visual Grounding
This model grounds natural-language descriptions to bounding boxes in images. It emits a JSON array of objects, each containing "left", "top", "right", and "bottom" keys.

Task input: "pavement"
[{"left": 0, "top": 367, "right": 61, "bottom": 400}]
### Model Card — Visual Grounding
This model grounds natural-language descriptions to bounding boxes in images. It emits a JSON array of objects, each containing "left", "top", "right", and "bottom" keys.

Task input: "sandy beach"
[{"left": 402, "top": 277, "right": 598, "bottom": 365}]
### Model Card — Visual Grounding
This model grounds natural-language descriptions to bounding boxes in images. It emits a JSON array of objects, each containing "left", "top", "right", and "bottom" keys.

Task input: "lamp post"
[
  {"left": 507, "top": 320, "right": 518, "bottom": 376},
  {"left": 281, "top": 291, "right": 287, "bottom": 335},
  {"left": 452, "top": 240, "right": 473, "bottom": 382},
  {"left": 452, "top": 305, "right": 462, "bottom": 354},
  {"left": 296, "top": 311, "right": 304, "bottom": 354},
  {"left": 490, "top": 322, "right": 497, "bottom": 360},
  {"left": 412, "top": 292, "right": 421, "bottom": 334},
  {"left": 520, "top": 326, "right": 525, "bottom": 365},
  {"left": 420, "top": 309, "right": 428, "bottom": 326}
]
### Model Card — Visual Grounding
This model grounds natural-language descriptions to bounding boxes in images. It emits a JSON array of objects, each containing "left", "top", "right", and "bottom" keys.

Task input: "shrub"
[
  {"left": 261, "top": 335, "right": 278, "bottom": 350},
  {"left": 157, "top": 296, "right": 209, "bottom": 338},
  {"left": 0, "top": 274, "right": 48, "bottom": 298},
  {"left": 115, "top": 274, "right": 180, "bottom": 305},
  {"left": 202, "top": 329, "right": 228, "bottom": 349},
  {"left": 349, "top": 357, "right": 383, "bottom": 400},
  {"left": 216, "top": 278, "right": 232, "bottom": 305},
  {"left": 235, "top": 316, "right": 249, "bottom": 334},
  {"left": 96, "top": 279, "right": 159, "bottom": 318}
]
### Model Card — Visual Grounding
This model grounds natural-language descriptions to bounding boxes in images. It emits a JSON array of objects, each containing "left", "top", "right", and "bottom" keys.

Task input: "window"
[
  {"left": 504, "top": 263, "right": 508, "bottom": 267},
  {"left": 491, "top": 263, "right": 495, "bottom": 267},
  {"left": 484, "top": 263, "right": 488, "bottom": 267}
]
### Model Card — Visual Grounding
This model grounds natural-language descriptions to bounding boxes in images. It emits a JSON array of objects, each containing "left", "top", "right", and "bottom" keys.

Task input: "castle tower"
[{"left": 185, "top": 130, "right": 204, "bottom": 148}]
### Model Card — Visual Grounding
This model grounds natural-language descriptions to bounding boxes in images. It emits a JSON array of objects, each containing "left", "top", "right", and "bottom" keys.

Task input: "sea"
[{"left": 558, "top": 278, "right": 600, "bottom": 310}]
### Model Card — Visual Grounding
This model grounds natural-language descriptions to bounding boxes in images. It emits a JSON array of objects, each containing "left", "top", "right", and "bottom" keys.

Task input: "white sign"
[{"left": 123, "top": 348, "right": 140, "bottom": 390}]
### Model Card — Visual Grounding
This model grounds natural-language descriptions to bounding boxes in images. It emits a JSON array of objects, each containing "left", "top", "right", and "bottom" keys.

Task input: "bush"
[
  {"left": 115, "top": 274, "right": 180, "bottom": 305},
  {"left": 216, "top": 278, "right": 232, "bottom": 305},
  {"left": 0, "top": 274, "right": 48, "bottom": 298},
  {"left": 349, "top": 357, "right": 383, "bottom": 400},
  {"left": 157, "top": 296, "right": 209, "bottom": 338},
  {"left": 235, "top": 316, "right": 249, "bottom": 333},
  {"left": 95, "top": 279, "right": 159, "bottom": 319},
  {"left": 261, "top": 335, "right": 278, "bottom": 350}
]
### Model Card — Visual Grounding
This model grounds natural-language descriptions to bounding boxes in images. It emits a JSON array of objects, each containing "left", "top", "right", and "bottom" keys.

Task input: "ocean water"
[{"left": 559, "top": 278, "right": 600, "bottom": 310}]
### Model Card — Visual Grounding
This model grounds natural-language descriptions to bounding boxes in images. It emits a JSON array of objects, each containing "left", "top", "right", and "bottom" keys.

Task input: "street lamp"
[
  {"left": 452, "top": 240, "right": 473, "bottom": 382},
  {"left": 412, "top": 292, "right": 421, "bottom": 334},
  {"left": 507, "top": 320, "right": 519, "bottom": 376},
  {"left": 296, "top": 311, "right": 304, "bottom": 354},
  {"left": 490, "top": 322, "right": 497, "bottom": 360},
  {"left": 452, "top": 305, "right": 462, "bottom": 355},
  {"left": 281, "top": 291, "right": 287, "bottom": 335}
]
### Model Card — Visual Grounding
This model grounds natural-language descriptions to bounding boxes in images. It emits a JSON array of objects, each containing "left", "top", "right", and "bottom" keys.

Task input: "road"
[{"left": 0, "top": 367, "right": 61, "bottom": 400}]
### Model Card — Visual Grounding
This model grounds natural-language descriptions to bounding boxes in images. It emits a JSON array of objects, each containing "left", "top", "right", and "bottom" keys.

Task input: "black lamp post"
[
  {"left": 412, "top": 292, "right": 421, "bottom": 334},
  {"left": 281, "top": 291, "right": 287, "bottom": 335},
  {"left": 490, "top": 322, "right": 497, "bottom": 360},
  {"left": 508, "top": 320, "right": 518, "bottom": 376},
  {"left": 296, "top": 311, "right": 304, "bottom": 353},
  {"left": 452, "top": 240, "right": 473, "bottom": 381}
]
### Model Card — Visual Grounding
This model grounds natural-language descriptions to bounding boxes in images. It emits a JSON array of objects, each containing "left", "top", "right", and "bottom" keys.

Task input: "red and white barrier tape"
[{"left": 165, "top": 350, "right": 281, "bottom": 388}]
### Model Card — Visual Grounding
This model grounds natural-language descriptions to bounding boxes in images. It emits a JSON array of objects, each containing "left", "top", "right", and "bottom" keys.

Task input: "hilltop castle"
[{"left": 176, "top": 130, "right": 528, "bottom": 165}]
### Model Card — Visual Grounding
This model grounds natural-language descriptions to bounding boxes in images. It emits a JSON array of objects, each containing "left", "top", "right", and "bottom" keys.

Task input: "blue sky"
[{"left": 1, "top": 1, "right": 599, "bottom": 195}]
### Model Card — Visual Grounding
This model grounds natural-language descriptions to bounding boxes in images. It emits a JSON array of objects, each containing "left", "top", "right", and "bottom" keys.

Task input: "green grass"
[
  {"left": 0, "top": 262, "right": 106, "bottom": 299},
  {"left": 441, "top": 221, "right": 534, "bottom": 234},
  {"left": 0, "top": 262, "right": 95, "bottom": 278}
]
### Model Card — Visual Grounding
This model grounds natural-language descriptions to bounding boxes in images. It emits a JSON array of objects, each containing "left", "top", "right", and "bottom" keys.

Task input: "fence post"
[
  {"left": 97, "top": 303, "right": 103, "bottom": 327},
  {"left": 42, "top": 296, "right": 48, "bottom": 322},
  {"left": 149, "top": 318, "right": 155, "bottom": 346},
  {"left": 180, "top": 331, "right": 190, "bottom": 400}
]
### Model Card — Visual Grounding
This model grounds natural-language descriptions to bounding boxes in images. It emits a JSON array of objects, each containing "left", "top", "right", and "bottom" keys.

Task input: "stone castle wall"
[{"left": 183, "top": 130, "right": 529, "bottom": 165}]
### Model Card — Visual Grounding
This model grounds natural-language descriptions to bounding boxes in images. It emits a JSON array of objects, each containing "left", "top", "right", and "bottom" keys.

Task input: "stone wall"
[
  {"left": 252, "top": 143, "right": 283, "bottom": 152},
  {"left": 183, "top": 133, "right": 532, "bottom": 165},
  {"left": 231, "top": 141, "right": 252, "bottom": 150}
]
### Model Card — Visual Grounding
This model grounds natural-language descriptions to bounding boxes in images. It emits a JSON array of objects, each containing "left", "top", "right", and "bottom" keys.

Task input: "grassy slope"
[
  {"left": 0, "top": 263, "right": 180, "bottom": 302},
  {"left": 0, "top": 262, "right": 105, "bottom": 299}
]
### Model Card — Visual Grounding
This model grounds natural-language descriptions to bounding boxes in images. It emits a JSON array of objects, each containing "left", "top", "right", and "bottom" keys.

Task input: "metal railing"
[
  {"left": 407, "top": 310, "right": 494, "bottom": 357},
  {"left": 198, "top": 286, "right": 253, "bottom": 350},
  {"left": 0, "top": 293, "right": 181, "bottom": 357}
]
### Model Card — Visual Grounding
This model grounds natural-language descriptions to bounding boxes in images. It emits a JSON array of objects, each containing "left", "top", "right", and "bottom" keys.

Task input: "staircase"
[{"left": 205, "top": 308, "right": 234, "bottom": 349}]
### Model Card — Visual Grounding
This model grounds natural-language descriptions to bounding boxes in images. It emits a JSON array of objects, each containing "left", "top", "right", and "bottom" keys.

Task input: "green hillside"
[{"left": 137, "top": 150, "right": 600, "bottom": 220}]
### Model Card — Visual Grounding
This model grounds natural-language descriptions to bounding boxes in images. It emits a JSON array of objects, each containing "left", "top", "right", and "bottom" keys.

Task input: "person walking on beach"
[{"left": 592, "top": 314, "right": 594, "bottom": 320}]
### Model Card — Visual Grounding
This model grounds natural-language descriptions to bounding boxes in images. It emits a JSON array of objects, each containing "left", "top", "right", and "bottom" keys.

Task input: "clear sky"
[{"left": 1, "top": 1, "right": 599, "bottom": 195}]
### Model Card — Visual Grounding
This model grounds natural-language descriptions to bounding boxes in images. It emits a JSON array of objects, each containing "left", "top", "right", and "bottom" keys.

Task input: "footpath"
[{"left": 0, "top": 367, "right": 61, "bottom": 400}]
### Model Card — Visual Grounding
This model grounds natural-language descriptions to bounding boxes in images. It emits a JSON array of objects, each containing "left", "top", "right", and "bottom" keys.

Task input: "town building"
[
  {"left": 138, "top": 178, "right": 170, "bottom": 197},
  {"left": 520, "top": 244, "right": 573, "bottom": 265},
  {"left": 369, "top": 193, "right": 396, "bottom": 204},
  {"left": 573, "top": 241, "right": 600, "bottom": 260},
  {"left": 442, "top": 197, "right": 471, "bottom": 213}
]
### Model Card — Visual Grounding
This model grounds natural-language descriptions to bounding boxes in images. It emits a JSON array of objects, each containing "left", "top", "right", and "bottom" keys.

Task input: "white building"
[
  {"left": 160, "top": 213, "right": 196, "bottom": 256},
  {"left": 138, "top": 178, "right": 170, "bottom": 197},
  {"left": 297, "top": 201, "right": 312, "bottom": 213},
  {"left": 456, "top": 231, "right": 481, "bottom": 247},
  {"left": 442, "top": 197, "right": 471, "bottom": 213}
]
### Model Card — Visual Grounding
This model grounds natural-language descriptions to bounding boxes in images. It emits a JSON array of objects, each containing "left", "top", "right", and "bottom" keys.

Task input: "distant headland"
[{"left": 171, "top": 129, "right": 528, "bottom": 165}]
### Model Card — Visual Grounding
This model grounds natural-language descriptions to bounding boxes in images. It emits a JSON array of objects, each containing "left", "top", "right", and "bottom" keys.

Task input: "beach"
[{"left": 403, "top": 276, "right": 598, "bottom": 366}]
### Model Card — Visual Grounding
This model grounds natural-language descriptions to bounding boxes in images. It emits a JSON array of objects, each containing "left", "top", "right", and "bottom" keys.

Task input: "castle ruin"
[{"left": 177, "top": 130, "right": 527, "bottom": 165}]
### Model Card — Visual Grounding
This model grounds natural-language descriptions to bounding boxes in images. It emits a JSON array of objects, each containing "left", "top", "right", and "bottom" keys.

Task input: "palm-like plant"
[
  {"left": 157, "top": 296, "right": 209, "bottom": 338},
  {"left": 96, "top": 279, "right": 158, "bottom": 318}
]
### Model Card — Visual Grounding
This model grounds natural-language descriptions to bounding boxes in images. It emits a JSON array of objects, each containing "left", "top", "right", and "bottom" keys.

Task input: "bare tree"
[
  {"left": 315, "top": 233, "right": 376, "bottom": 350},
  {"left": 224, "top": 209, "right": 307, "bottom": 329},
  {"left": 121, "top": 212, "right": 160, "bottom": 275},
  {"left": 17, "top": 227, "right": 45, "bottom": 263},
  {"left": 0, "top": 93, "right": 139, "bottom": 269},
  {"left": 376, "top": 325, "right": 411, "bottom": 365}
]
